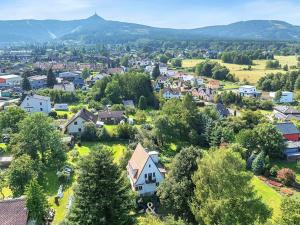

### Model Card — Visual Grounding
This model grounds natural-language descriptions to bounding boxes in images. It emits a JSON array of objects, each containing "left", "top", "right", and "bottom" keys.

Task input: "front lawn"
[{"left": 252, "top": 176, "right": 282, "bottom": 221}]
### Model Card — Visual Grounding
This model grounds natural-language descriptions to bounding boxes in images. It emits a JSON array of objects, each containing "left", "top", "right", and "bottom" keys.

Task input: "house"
[
  {"left": 54, "top": 83, "right": 75, "bottom": 92},
  {"left": 239, "top": 85, "right": 260, "bottom": 97},
  {"left": 0, "top": 156, "right": 13, "bottom": 168},
  {"left": 98, "top": 110, "right": 125, "bottom": 125},
  {"left": 20, "top": 94, "right": 51, "bottom": 114},
  {"left": 270, "top": 91, "right": 294, "bottom": 103},
  {"left": 64, "top": 109, "right": 97, "bottom": 134},
  {"left": 162, "top": 88, "right": 181, "bottom": 99},
  {"left": 0, "top": 75, "right": 22, "bottom": 87},
  {"left": 0, "top": 198, "right": 29, "bottom": 225},
  {"left": 199, "top": 87, "right": 216, "bottom": 102},
  {"left": 273, "top": 105, "right": 300, "bottom": 121},
  {"left": 28, "top": 75, "right": 47, "bottom": 89},
  {"left": 216, "top": 103, "right": 230, "bottom": 117},
  {"left": 127, "top": 143, "right": 166, "bottom": 196},
  {"left": 284, "top": 141, "right": 300, "bottom": 161},
  {"left": 59, "top": 72, "right": 84, "bottom": 88},
  {"left": 207, "top": 80, "right": 220, "bottom": 89},
  {"left": 275, "top": 122, "right": 300, "bottom": 141},
  {"left": 123, "top": 100, "right": 135, "bottom": 108},
  {"left": 54, "top": 103, "right": 69, "bottom": 111}
]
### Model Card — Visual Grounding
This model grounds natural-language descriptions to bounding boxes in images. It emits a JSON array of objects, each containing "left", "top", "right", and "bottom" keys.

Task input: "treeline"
[
  {"left": 220, "top": 51, "right": 274, "bottom": 65},
  {"left": 257, "top": 70, "right": 300, "bottom": 91},
  {"left": 36, "top": 89, "right": 79, "bottom": 103},
  {"left": 89, "top": 72, "right": 157, "bottom": 107},
  {"left": 194, "top": 61, "right": 235, "bottom": 81}
]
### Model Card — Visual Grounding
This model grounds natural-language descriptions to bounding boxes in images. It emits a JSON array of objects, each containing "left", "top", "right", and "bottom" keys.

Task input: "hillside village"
[{"left": 0, "top": 43, "right": 300, "bottom": 225}]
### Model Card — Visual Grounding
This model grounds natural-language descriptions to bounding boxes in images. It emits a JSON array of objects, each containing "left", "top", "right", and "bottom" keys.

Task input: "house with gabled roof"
[
  {"left": 64, "top": 108, "right": 97, "bottom": 134},
  {"left": 127, "top": 143, "right": 166, "bottom": 196},
  {"left": 275, "top": 122, "right": 300, "bottom": 142},
  {"left": 20, "top": 93, "right": 51, "bottom": 114}
]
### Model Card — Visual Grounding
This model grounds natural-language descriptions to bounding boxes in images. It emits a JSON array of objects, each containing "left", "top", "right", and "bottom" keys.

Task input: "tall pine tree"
[
  {"left": 151, "top": 64, "right": 160, "bottom": 79},
  {"left": 47, "top": 68, "right": 57, "bottom": 88},
  {"left": 22, "top": 76, "right": 31, "bottom": 91},
  {"left": 67, "top": 148, "right": 134, "bottom": 225}
]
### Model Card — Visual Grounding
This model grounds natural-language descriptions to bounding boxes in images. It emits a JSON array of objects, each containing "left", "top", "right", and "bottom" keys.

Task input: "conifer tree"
[
  {"left": 22, "top": 76, "right": 31, "bottom": 91},
  {"left": 67, "top": 148, "right": 134, "bottom": 225},
  {"left": 151, "top": 64, "right": 160, "bottom": 79},
  {"left": 25, "top": 179, "right": 48, "bottom": 225},
  {"left": 47, "top": 68, "right": 57, "bottom": 88}
]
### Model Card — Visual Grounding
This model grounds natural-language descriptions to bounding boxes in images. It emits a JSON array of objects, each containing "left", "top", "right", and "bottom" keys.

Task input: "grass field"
[
  {"left": 252, "top": 176, "right": 282, "bottom": 221},
  {"left": 182, "top": 56, "right": 298, "bottom": 84}
]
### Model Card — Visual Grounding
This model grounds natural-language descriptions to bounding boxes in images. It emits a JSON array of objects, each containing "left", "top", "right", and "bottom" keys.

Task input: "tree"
[
  {"left": 120, "top": 55, "right": 129, "bottom": 67},
  {"left": 25, "top": 179, "right": 48, "bottom": 224},
  {"left": 274, "top": 90, "right": 282, "bottom": 102},
  {"left": 151, "top": 64, "right": 161, "bottom": 79},
  {"left": 10, "top": 113, "right": 66, "bottom": 167},
  {"left": 191, "top": 148, "right": 271, "bottom": 225},
  {"left": 277, "top": 168, "right": 296, "bottom": 186},
  {"left": 46, "top": 68, "right": 56, "bottom": 88},
  {"left": 22, "top": 76, "right": 31, "bottom": 91},
  {"left": 171, "top": 58, "right": 182, "bottom": 67},
  {"left": 0, "top": 106, "right": 27, "bottom": 133},
  {"left": 157, "top": 146, "right": 202, "bottom": 222},
  {"left": 82, "top": 68, "right": 91, "bottom": 80},
  {"left": 8, "top": 155, "right": 37, "bottom": 197},
  {"left": 159, "top": 54, "right": 169, "bottom": 64},
  {"left": 251, "top": 151, "right": 265, "bottom": 175},
  {"left": 105, "top": 80, "right": 122, "bottom": 104},
  {"left": 67, "top": 148, "right": 134, "bottom": 225},
  {"left": 81, "top": 122, "right": 99, "bottom": 141},
  {"left": 0, "top": 170, "right": 7, "bottom": 199},
  {"left": 139, "top": 215, "right": 186, "bottom": 225},
  {"left": 280, "top": 197, "right": 300, "bottom": 225},
  {"left": 138, "top": 95, "right": 147, "bottom": 110},
  {"left": 294, "top": 76, "right": 300, "bottom": 90}
]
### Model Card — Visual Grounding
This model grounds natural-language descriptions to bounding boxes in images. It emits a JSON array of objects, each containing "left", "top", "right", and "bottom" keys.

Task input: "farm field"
[{"left": 182, "top": 55, "right": 298, "bottom": 84}]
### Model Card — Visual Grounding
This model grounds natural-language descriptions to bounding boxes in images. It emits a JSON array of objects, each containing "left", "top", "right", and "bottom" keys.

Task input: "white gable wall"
[
  {"left": 20, "top": 96, "right": 51, "bottom": 114},
  {"left": 66, "top": 117, "right": 87, "bottom": 134},
  {"left": 134, "top": 157, "right": 164, "bottom": 195}
]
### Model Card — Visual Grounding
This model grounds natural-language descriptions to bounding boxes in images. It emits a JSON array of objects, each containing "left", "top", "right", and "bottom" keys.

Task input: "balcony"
[{"left": 145, "top": 178, "right": 156, "bottom": 184}]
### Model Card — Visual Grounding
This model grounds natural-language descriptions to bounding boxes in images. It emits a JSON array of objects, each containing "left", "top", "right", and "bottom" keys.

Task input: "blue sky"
[{"left": 1, "top": 0, "right": 300, "bottom": 28}]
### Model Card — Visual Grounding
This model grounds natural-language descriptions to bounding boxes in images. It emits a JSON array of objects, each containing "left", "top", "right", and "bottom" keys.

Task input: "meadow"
[{"left": 182, "top": 56, "right": 298, "bottom": 84}]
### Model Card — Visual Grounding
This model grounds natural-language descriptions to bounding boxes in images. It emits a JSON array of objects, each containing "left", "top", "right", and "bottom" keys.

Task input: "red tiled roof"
[{"left": 0, "top": 198, "right": 28, "bottom": 225}]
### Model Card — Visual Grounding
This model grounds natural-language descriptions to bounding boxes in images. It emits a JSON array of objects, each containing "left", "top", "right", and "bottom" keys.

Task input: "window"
[
  {"left": 138, "top": 186, "right": 143, "bottom": 190},
  {"left": 74, "top": 121, "right": 78, "bottom": 125},
  {"left": 149, "top": 164, "right": 151, "bottom": 168},
  {"left": 156, "top": 182, "right": 159, "bottom": 187},
  {"left": 40, "top": 108, "right": 43, "bottom": 111},
  {"left": 40, "top": 102, "right": 42, "bottom": 105},
  {"left": 78, "top": 128, "right": 82, "bottom": 132},
  {"left": 135, "top": 187, "right": 138, "bottom": 191},
  {"left": 145, "top": 174, "right": 147, "bottom": 178},
  {"left": 153, "top": 172, "right": 156, "bottom": 177}
]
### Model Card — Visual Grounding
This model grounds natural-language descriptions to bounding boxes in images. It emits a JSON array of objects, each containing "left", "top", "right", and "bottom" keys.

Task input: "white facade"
[
  {"left": 65, "top": 117, "right": 86, "bottom": 134},
  {"left": 163, "top": 90, "right": 181, "bottom": 99},
  {"left": 239, "top": 85, "right": 257, "bottom": 97},
  {"left": 20, "top": 94, "right": 51, "bottom": 114},
  {"left": 0, "top": 75, "right": 22, "bottom": 87},
  {"left": 54, "top": 103, "right": 69, "bottom": 111},
  {"left": 270, "top": 91, "right": 294, "bottom": 103}
]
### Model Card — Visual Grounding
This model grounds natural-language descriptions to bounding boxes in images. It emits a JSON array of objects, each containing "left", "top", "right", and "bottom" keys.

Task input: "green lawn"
[{"left": 252, "top": 176, "right": 282, "bottom": 221}]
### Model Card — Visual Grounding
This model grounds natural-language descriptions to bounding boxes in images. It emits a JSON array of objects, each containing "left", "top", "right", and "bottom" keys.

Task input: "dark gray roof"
[
  {"left": 65, "top": 109, "right": 97, "bottom": 128},
  {"left": 276, "top": 122, "right": 300, "bottom": 135},
  {"left": 98, "top": 110, "right": 125, "bottom": 119},
  {"left": 274, "top": 105, "right": 300, "bottom": 115}
]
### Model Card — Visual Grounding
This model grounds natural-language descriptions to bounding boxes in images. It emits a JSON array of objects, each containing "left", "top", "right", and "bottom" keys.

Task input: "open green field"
[
  {"left": 252, "top": 176, "right": 282, "bottom": 221},
  {"left": 182, "top": 56, "right": 298, "bottom": 84}
]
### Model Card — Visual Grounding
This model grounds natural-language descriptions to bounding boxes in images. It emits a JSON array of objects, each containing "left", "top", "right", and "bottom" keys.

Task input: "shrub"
[
  {"left": 277, "top": 168, "right": 296, "bottom": 186},
  {"left": 48, "top": 111, "right": 58, "bottom": 119},
  {"left": 81, "top": 122, "right": 99, "bottom": 141},
  {"left": 97, "top": 127, "right": 112, "bottom": 141},
  {"left": 270, "top": 165, "right": 280, "bottom": 177},
  {"left": 251, "top": 152, "right": 265, "bottom": 175},
  {"left": 116, "top": 124, "right": 136, "bottom": 139}
]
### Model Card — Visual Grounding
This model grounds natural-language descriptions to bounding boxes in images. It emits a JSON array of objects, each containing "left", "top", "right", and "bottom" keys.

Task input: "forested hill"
[{"left": 0, "top": 14, "right": 300, "bottom": 43}]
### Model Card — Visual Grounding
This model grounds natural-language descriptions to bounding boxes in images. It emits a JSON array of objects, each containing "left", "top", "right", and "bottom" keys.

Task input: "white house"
[
  {"left": 54, "top": 103, "right": 69, "bottom": 111},
  {"left": 64, "top": 108, "right": 97, "bottom": 134},
  {"left": 239, "top": 85, "right": 259, "bottom": 97},
  {"left": 0, "top": 75, "right": 22, "bottom": 87},
  {"left": 127, "top": 144, "right": 166, "bottom": 196},
  {"left": 20, "top": 94, "right": 51, "bottom": 114},
  {"left": 270, "top": 91, "right": 294, "bottom": 103},
  {"left": 162, "top": 88, "right": 181, "bottom": 99}
]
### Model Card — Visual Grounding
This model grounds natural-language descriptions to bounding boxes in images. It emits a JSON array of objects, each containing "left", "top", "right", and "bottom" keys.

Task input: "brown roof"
[
  {"left": 0, "top": 198, "right": 28, "bottom": 225},
  {"left": 65, "top": 108, "right": 97, "bottom": 128},
  {"left": 128, "top": 143, "right": 149, "bottom": 183}
]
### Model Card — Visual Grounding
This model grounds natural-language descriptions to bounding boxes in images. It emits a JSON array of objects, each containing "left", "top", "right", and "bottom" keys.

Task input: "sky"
[{"left": 0, "top": 0, "right": 300, "bottom": 28}]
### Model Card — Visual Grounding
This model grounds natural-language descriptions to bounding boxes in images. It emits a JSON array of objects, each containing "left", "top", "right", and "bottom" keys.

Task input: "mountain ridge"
[{"left": 0, "top": 15, "right": 300, "bottom": 43}]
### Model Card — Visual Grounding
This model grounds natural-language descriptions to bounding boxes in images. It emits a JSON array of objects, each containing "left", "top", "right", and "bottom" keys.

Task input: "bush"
[
  {"left": 277, "top": 168, "right": 296, "bottom": 186},
  {"left": 97, "top": 127, "right": 112, "bottom": 141},
  {"left": 48, "top": 111, "right": 58, "bottom": 119},
  {"left": 270, "top": 165, "right": 280, "bottom": 177},
  {"left": 251, "top": 152, "right": 265, "bottom": 175},
  {"left": 116, "top": 124, "right": 136, "bottom": 139},
  {"left": 81, "top": 122, "right": 98, "bottom": 141}
]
